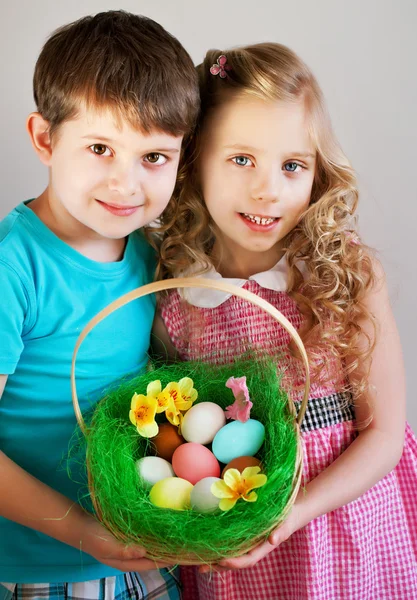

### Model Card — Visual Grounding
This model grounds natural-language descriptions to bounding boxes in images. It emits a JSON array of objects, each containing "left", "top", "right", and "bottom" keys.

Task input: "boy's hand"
[
  {"left": 0, "top": 452, "right": 172, "bottom": 572},
  {"left": 80, "top": 512, "right": 173, "bottom": 571}
]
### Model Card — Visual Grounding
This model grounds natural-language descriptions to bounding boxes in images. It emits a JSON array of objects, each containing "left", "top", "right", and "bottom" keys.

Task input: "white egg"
[
  {"left": 181, "top": 402, "right": 226, "bottom": 445},
  {"left": 136, "top": 456, "right": 175, "bottom": 489},
  {"left": 190, "top": 477, "right": 221, "bottom": 513}
]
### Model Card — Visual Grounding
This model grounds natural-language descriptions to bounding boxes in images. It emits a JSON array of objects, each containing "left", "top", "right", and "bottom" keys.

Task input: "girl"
[{"left": 153, "top": 43, "right": 417, "bottom": 599}]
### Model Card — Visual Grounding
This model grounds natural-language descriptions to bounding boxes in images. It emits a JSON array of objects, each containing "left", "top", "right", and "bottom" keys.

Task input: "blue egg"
[{"left": 212, "top": 419, "right": 265, "bottom": 464}]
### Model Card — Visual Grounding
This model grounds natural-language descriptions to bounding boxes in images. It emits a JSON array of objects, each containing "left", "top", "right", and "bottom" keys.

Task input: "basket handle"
[{"left": 71, "top": 277, "right": 310, "bottom": 434}]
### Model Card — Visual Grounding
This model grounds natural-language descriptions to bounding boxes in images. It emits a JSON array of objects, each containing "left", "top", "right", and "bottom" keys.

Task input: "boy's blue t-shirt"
[{"left": 0, "top": 201, "right": 156, "bottom": 583}]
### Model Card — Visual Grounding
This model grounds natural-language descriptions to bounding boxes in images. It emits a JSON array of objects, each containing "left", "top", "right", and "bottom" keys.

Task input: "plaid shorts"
[{"left": 0, "top": 569, "right": 181, "bottom": 600}]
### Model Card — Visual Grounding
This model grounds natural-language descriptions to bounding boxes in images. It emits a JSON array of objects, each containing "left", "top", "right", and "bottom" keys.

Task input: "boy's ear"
[{"left": 26, "top": 112, "right": 53, "bottom": 166}]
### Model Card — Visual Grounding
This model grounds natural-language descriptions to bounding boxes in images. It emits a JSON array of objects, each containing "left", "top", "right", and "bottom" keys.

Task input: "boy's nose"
[{"left": 108, "top": 163, "right": 142, "bottom": 197}]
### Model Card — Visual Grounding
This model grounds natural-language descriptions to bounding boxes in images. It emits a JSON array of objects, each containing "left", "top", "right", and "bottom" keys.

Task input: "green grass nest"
[{"left": 84, "top": 357, "right": 300, "bottom": 563}]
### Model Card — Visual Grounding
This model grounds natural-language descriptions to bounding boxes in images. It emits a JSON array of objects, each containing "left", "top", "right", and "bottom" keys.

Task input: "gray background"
[{"left": 2, "top": 0, "right": 416, "bottom": 429}]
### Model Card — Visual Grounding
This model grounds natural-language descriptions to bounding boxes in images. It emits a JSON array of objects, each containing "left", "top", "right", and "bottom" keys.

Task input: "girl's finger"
[
  {"left": 268, "top": 528, "right": 284, "bottom": 546},
  {"left": 219, "top": 540, "right": 276, "bottom": 570}
]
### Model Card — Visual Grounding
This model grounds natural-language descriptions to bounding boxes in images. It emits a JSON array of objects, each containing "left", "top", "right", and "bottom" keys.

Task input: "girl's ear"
[{"left": 26, "top": 112, "right": 53, "bottom": 166}]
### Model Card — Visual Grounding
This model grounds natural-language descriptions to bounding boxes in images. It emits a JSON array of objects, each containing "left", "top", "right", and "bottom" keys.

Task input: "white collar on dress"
[{"left": 179, "top": 255, "right": 306, "bottom": 308}]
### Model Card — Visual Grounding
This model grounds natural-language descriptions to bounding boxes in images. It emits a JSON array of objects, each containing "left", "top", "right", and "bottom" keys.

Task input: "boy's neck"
[{"left": 29, "top": 191, "right": 127, "bottom": 263}]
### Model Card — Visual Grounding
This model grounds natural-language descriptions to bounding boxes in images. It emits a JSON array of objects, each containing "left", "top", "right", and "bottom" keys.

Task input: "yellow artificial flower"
[
  {"left": 161, "top": 378, "right": 198, "bottom": 426},
  {"left": 129, "top": 392, "right": 158, "bottom": 438},
  {"left": 165, "top": 378, "right": 198, "bottom": 410},
  {"left": 211, "top": 467, "right": 268, "bottom": 511},
  {"left": 165, "top": 398, "right": 182, "bottom": 427},
  {"left": 146, "top": 380, "right": 170, "bottom": 414}
]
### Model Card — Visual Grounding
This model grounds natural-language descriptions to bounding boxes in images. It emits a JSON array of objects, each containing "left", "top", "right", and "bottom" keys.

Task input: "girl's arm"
[
  {"left": 215, "top": 258, "right": 406, "bottom": 570},
  {"left": 293, "top": 258, "right": 405, "bottom": 524},
  {"left": 151, "top": 312, "right": 178, "bottom": 362},
  {"left": 0, "top": 375, "right": 172, "bottom": 572}
]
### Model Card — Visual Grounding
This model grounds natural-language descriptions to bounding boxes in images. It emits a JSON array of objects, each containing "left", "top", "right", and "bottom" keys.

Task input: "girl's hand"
[{"left": 199, "top": 504, "right": 302, "bottom": 573}]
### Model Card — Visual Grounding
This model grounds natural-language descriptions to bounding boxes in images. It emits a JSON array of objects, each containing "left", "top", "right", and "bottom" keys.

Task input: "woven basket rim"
[{"left": 72, "top": 277, "right": 310, "bottom": 564}]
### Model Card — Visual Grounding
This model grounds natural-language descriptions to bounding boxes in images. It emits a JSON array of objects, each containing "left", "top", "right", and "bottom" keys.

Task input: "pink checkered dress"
[{"left": 160, "top": 281, "right": 417, "bottom": 600}]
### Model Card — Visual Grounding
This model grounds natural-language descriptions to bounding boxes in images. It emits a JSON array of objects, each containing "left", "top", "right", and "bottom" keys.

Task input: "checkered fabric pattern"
[
  {"left": 161, "top": 281, "right": 417, "bottom": 599},
  {"left": 0, "top": 570, "right": 181, "bottom": 600},
  {"left": 297, "top": 392, "right": 354, "bottom": 433}
]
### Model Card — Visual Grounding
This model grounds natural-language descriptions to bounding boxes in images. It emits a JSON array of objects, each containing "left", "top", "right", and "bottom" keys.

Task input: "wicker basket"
[{"left": 71, "top": 277, "right": 310, "bottom": 564}]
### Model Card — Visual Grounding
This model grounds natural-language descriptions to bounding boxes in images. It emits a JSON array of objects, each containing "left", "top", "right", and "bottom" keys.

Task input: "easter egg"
[
  {"left": 136, "top": 456, "right": 174, "bottom": 489},
  {"left": 181, "top": 402, "right": 226, "bottom": 445},
  {"left": 149, "top": 477, "right": 193, "bottom": 511},
  {"left": 221, "top": 456, "right": 262, "bottom": 478},
  {"left": 212, "top": 419, "right": 265, "bottom": 464},
  {"left": 151, "top": 423, "right": 185, "bottom": 461},
  {"left": 190, "top": 477, "right": 222, "bottom": 514},
  {"left": 172, "top": 443, "right": 221, "bottom": 485}
]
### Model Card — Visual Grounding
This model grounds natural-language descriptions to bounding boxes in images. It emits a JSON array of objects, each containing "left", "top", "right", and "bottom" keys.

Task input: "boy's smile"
[
  {"left": 95, "top": 200, "right": 144, "bottom": 217},
  {"left": 28, "top": 106, "right": 183, "bottom": 260}
]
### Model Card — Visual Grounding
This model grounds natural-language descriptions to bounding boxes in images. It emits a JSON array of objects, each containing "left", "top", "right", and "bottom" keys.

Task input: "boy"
[{"left": 0, "top": 10, "right": 198, "bottom": 599}]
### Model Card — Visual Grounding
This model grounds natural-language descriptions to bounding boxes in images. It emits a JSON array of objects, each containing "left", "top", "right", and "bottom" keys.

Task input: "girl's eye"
[
  {"left": 284, "top": 162, "right": 303, "bottom": 173},
  {"left": 232, "top": 156, "right": 253, "bottom": 167},
  {"left": 144, "top": 153, "right": 167, "bottom": 165},
  {"left": 90, "top": 144, "right": 112, "bottom": 156}
]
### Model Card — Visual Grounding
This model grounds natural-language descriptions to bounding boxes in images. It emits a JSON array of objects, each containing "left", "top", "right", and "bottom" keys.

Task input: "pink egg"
[{"left": 172, "top": 443, "right": 221, "bottom": 485}]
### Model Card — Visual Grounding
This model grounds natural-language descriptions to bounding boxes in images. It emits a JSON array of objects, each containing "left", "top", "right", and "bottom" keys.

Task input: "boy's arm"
[{"left": 0, "top": 374, "right": 172, "bottom": 571}]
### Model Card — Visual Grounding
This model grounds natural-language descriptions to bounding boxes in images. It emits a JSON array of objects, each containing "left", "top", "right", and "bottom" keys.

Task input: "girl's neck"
[{"left": 212, "top": 240, "right": 284, "bottom": 280}]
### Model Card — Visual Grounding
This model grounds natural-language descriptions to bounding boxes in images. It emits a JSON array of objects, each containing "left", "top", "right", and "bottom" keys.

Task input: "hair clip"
[
  {"left": 210, "top": 54, "right": 231, "bottom": 78},
  {"left": 346, "top": 231, "right": 361, "bottom": 246}
]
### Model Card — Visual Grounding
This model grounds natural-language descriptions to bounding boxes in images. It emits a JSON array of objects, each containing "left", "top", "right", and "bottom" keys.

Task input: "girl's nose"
[{"left": 251, "top": 168, "right": 280, "bottom": 203}]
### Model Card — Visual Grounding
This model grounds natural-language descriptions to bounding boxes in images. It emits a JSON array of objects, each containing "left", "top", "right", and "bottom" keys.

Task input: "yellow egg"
[{"left": 149, "top": 477, "right": 193, "bottom": 511}]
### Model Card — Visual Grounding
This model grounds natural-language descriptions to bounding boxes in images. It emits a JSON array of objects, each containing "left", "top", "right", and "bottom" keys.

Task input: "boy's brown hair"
[{"left": 33, "top": 10, "right": 199, "bottom": 137}]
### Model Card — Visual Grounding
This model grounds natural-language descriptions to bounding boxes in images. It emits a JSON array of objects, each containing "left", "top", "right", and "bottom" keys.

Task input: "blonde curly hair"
[{"left": 155, "top": 42, "right": 376, "bottom": 398}]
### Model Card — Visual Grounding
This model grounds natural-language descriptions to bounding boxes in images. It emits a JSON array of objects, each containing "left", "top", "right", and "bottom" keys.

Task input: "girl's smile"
[{"left": 238, "top": 212, "right": 281, "bottom": 232}]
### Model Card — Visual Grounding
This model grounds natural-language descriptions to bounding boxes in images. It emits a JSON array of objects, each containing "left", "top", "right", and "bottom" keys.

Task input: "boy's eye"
[
  {"left": 284, "top": 162, "right": 302, "bottom": 173},
  {"left": 90, "top": 144, "right": 111, "bottom": 156},
  {"left": 144, "top": 153, "right": 167, "bottom": 165},
  {"left": 232, "top": 156, "right": 253, "bottom": 167}
]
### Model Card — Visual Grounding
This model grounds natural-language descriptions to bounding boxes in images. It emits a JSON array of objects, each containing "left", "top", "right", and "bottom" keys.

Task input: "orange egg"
[
  {"left": 221, "top": 456, "right": 262, "bottom": 478},
  {"left": 151, "top": 423, "right": 184, "bottom": 462}
]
